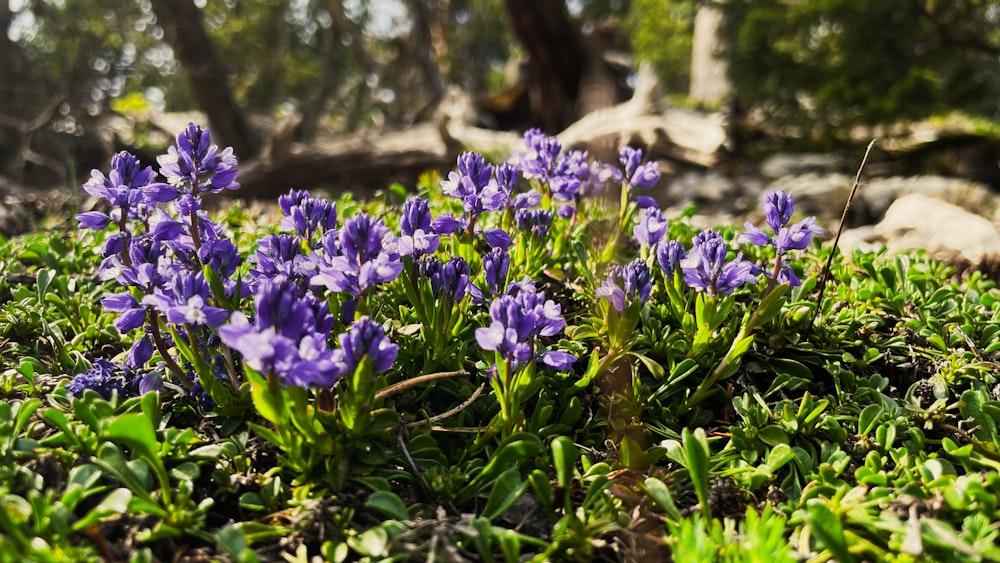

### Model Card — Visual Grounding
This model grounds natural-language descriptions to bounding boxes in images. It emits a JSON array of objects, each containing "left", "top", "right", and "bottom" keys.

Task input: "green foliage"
[
  {"left": 723, "top": 0, "right": 1000, "bottom": 131},
  {"left": 5, "top": 138, "right": 1000, "bottom": 560},
  {"left": 625, "top": 0, "right": 696, "bottom": 94}
]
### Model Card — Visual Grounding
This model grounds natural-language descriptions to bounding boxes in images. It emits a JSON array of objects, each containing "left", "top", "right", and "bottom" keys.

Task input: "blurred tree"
[
  {"left": 149, "top": 0, "right": 259, "bottom": 157},
  {"left": 625, "top": 0, "right": 696, "bottom": 96},
  {"left": 725, "top": 0, "right": 1000, "bottom": 131}
]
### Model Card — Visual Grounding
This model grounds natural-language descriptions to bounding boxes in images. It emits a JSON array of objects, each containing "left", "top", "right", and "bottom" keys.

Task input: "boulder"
[{"left": 869, "top": 193, "right": 1000, "bottom": 263}]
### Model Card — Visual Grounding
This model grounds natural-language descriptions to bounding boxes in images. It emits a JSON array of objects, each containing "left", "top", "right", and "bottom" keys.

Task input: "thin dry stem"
[
  {"left": 404, "top": 382, "right": 486, "bottom": 429},
  {"left": 374, "top": 369, "right": 468, "bottom": 402},
  {"left": 811, "top": 139, "right": 876, "bottom": 328}
]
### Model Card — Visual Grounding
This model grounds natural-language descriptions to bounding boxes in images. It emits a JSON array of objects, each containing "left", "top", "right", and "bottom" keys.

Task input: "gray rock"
[
  {"left": 870, "top": 193, "right": 1000, "bottom": 262},
  {"left": 760, "top": 153, "right": 847, "bottom": 179},
  {"left": 859, "top": 175, "right": 996, "bottom": 224}
]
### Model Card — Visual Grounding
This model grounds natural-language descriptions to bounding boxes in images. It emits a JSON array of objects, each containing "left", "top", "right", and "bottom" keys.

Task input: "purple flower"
[
  {"left": 312, "top": 214, "right": 403, "bottom": 296},
  {"left": 396, "top": 197, "right": 440, "bottom": 258},
  {"left": 66, "top": 359, "right": 133, "bottom": 400},
  {"left": 764, "top": 191, "right": 795, "bottom": 232},
  {"left": 483, "top": 228, "right": 513, "bottom": 250},
  {"left": 278, "top": 189, "right": 337, "bottom": 241},
  {"left": 157, "top": 123, "right": 240, "bottom": 196},
  {"left": 549, "top": 150, "right": 591, "bottom": 201},
  {"left": 333, "top": 317, "right": 398, "bottom": 376},
  {"left": 141, "top": 272, "right": 229, "bottom": 328},
  {"left": 481, "top": 248, "right": 510, "bottom": 299},
  {"left": 430, "top": 213, "right": 468, "bottom": 235},
  {"left": 102, "top": 292, "right": 147, "bottom": 332},
  {"left": 476, "top": 284, "right": 574, "bottom": 371},
  {"left": 634, "top": 208, "right": 669, "bottom": 247},
  {"left": 520, "top": 129, "right": 562, "bottom": 180},
  {"left": 618, "top": 147, "right": 661, "bottom": 191},
  {"left": 418, "top": 256, "right": 471, "bottom": 302},
  {"left": 249, "top": 234, "right": 306, "bottom": 285},
  {"left": 681, "top": 229, "right": 759, "bottom": 295},
  {"left": 219, "top": 279, "right": 338, "bottom": 387},
  {"left": 441, "top": 152, "right": 504, "bottom": 216},
  {"left": 515, "top": 208, "right": 553, "bottom": 239},
  {"left": 126, "top": 336, "right": 154, "bottom": 369},
  {"left": 776, "top": 216, "right": 823, "bottom": 252},
  {"left": 78, "top": 151, "right": 172, "bottom": 232},
  {"left": 738, "top": 191, "right": 823, "bottom": 257},
  {"left": 656, "top": 239, "right": 687, "bottom": 278},
  {"left": 595, "top": 259, "right": 652, "bottom": 312},
  {"left": 77, "top": 211, "right": 111, "bottom": 230}
]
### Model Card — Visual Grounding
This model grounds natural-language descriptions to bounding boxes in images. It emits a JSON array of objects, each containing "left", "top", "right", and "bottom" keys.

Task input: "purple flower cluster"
[
  {"left": 737, "top": 191, "right": 823, "bottom": 286},
  {"left": 515, "top": 208, "right": 553, "bottom": 239},
  {"left": 66, "top": 358, "right": 160, "bottom": 400},
  {"left": 657, "top": 239, "right": 687, "bottom": 278},
  {"left": 157, "top": 123, "right": 240, "bottom": 213},
  {"left": 76, "top": 125, "right": 245, "bottom": 380},
  {"left": 595, "top": 258, "right": 652, "bottom": 312},
  {"left": 680, "top": 230, "right": 758, "bottom": 296},
  {"left": 441, "top": 152, "right": 505, "bottom": 217},
  {"left": 739, "top": 191, "right": 824, "bottom": 256},
  {"left": 218, "top": 278, "right": 396, "bottom": 388},
  {"left": 141, "top": 271, "right": 229, "bottom": 328},
  {"left": 76, "top": 151, "right": 174, "bottom": 235},
  {"left": 417, "top": 256, "right": 472, "bottom": 302},
  {"left": 473, "top": 248, "right": 511, "bottom": 302},
  {"left": 278, "top": 189, "right": 338, "bottom": 243},
  {"left": 606, "top": 146, "right": 661, "bottom": 209},
  {"left": 311, "top": 213, "right": 403, "bottom": 297},
  {"left": 332, "top": 317, "right": 399, "bottom": 377},
  {"left": 218, "top": 279, "right": 338, "bottom": 387},
  {"left": 634, "top": 208, "right": 670, "bottom": 248},
  {"left": 519, "top": 129, "right": 603, "bottom": 217},
  {"left": 475, "top": 283, "right": 575, "bottom": 372},
  {"left": 397, "top": 197, "right": 441, "bottom": 258}
]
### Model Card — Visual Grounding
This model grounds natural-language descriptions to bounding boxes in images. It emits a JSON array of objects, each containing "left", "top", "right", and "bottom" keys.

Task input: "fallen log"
[{"left": 230, "top": 66, "right": 729, "bottom": 200}]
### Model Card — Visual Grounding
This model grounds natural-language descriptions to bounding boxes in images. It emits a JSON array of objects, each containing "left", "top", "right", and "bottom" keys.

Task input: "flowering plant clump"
[
  {"left": 476, "top": 281, "right": 575, "bottom": 436},
  {"left": 25, "top": 120, "right": 1000, "bottom": 561}
]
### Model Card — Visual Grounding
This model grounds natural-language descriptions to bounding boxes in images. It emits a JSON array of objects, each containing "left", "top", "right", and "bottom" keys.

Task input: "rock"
[
  {"left": 662, "top": 170, "right": 766, "bottom": 217},
  {"left": 760, "top": 153, "right": 847, "bottom": 179},
  {"left": 859, "top": 175, "right": 995, "bottom": 224},
  {"left": 869, "top": 193, "right": 1000, "bottom": 263}
]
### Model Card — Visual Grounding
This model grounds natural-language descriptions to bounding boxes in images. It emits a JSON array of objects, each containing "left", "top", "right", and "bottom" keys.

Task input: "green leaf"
[
  {"left": 959, "top": 390, "right": 998, "bottom": 444},
  {"left": 758, "top": 425, "right": 790, "bottom": 446},
  {"left": 682, "top": 427, "right": 711, "bottom": 519},
  {"left": 619, "top": 435, "right": 648, "bottom": 470},
  {"left": 482, "top": 469, "right": 528, "bottom": 521},
  {"left": 72, "top": 488, "right": 132, "bottom": 531},
  {"left": 805, "top": 503, "right": 850, "bottom": 563},
  {"left": 858, "top": 403, "right": 882, "bottom": 436},
  {"left": 348, "top": 526, "right": 388, "bottom": 558},
  {"left": 764, "top": 443, "right": 795, "bottom": 473},
  {"left": 528, "top": 469, "right": 553, "bottom": 514},
  {"left": 642, "top": 477, "right": 681, "bottom": 521},
  {"left": 365, "top": 491, "right": 409, "bottom": 521},
  {"left": 106, "top": 414, "right": 162, "bottom": 470},
  {"left": 248, "top": 371, "right": 287, "bottom": 427},
  {"left": 630, "top": 352, "right": 665, "bottom": 379},
  {"left": 756, "top": 283, "right": 789, "bottom": 325},
  {"left": 36, "top": 268, "right": 54, "bottom": 300},
  {"left": 550, "top": 436, "right": 576, "bottom": 489},
  {"left": 457, "top": 433, "right": 543, "bottom": 502}
]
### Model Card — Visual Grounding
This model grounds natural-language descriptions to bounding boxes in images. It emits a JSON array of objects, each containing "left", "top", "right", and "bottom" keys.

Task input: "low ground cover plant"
[{"left": 1, "top": 124, "right": 1000, "bottom": 561}]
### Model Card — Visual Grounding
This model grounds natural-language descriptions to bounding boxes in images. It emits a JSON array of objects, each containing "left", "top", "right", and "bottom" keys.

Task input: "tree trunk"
[
  {"left": 503, "top": 0, "right": 587, "bottom": 132},
  {"left": 406, "top": 0, "right": 446, "bottom": 103},
  {"left": 149, "top": 0, "right": 259, "bottom": 157}
]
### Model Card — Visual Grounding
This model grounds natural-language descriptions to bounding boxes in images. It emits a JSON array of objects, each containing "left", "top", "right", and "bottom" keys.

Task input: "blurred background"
[{"left": 2, "top": 0, "right": 1000, "bottom": 202}]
